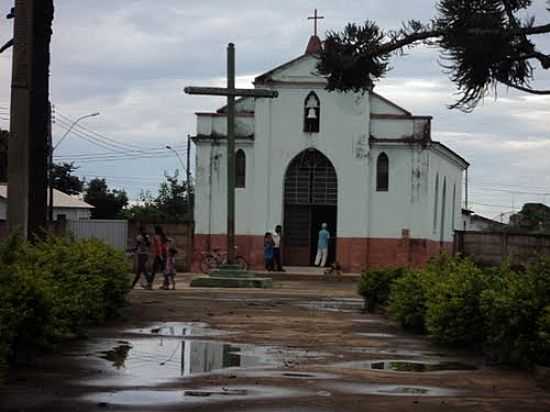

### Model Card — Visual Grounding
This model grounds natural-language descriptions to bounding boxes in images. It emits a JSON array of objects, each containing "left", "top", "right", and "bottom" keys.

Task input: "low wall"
[
  {"left": 454, "top": 230, "right": 550, "bottom": 266},
  {"left": 127, "top": 222, "right": 194, "bottom": 272}
]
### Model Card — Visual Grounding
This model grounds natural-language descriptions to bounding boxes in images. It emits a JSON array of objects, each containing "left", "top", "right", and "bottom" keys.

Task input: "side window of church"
[
  {"left": 376, "top": 153, "right": 389, "bottom": 192},
  {"left": 304, "top": 92, "right": 320, "bottom": 133},
  {"left": 235, "top": 149, "right": 246, "bottom": 188}
]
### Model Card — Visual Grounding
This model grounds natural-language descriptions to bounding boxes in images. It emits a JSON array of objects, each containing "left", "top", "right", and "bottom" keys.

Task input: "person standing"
[
  {"left": 315, "top": 223, "right": 330, "bottom": 268},
  {"left": 264, "top": 232, "right": 275, "bottom": 271},
  {"left": 132, "top": 225, "right": 151, "bottom": 289},
  {"left": 272, "top": 225, "right": 285, "bottom": 272},
  {"left": 149, "top": 225, "right": 168, "bottom": 288},
  {"left": 162, "top": 248, "right": 178, "bottom": 290}
]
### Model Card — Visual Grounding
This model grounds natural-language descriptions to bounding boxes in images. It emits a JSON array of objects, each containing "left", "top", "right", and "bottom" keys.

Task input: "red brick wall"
[{"left": 193, "top": 233, "right": 453, "bottom": 273}]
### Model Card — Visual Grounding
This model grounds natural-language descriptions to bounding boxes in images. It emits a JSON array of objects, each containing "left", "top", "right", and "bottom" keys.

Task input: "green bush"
[
  {"left": 389, "top": 270, "right": 430, "bottom": 332},
  {"left": 536, "top": 306, "right": 550, "bottom": 366},
  {"left": 479, "top": 265, "right": 538, "bottom": 365},
  {"left": 357, "top": 267, "right": 405, "bottom": 312},
  {"left": 0, "top": 234, "right": 130, "bottom": 374},
  {"left": 480, "top": 259, "right": 550, "bottom": 366},
  {"left": 424, "top": 257, "right": 490, "bottom": 346}
]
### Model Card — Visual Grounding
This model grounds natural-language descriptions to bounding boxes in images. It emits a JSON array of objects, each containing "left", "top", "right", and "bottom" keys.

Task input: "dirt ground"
[{"left": 1, "top": 273, "right": 550, "bottom": 412}]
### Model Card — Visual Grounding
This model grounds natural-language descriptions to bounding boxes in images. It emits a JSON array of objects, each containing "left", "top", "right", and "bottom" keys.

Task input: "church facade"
[{"left": 191, "top": 36, "right": 469, "bottom": 272}]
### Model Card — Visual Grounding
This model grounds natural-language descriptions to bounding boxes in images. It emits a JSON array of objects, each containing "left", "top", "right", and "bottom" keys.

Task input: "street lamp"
[
  {"left": 49, "top": 112, "right": 100, "bottom": 221},
  {"left": 54, "top": 112, "right": 100, "bottom": 150},
  {"left": 166, "top": 145, "right": 186, "bottom": 172}
]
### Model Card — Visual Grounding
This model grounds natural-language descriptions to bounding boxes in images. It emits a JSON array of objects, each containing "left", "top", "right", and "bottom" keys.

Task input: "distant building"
[
  {"left": 0, "top": 184, "right": 93, "bottom": 221},
  {"left": 191, "top": 34, "right": 469, "bottom": 272},
  {"left": 461, "top": 209, "right": 505, "bottom": 232}
]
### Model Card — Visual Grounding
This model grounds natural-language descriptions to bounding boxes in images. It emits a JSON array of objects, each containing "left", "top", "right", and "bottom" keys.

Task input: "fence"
[
  {"left": 454, "top": 230, "right": 550, "bottom": 266},
  {"left": 67, "top": 219, "right": 128, "bottom": 251}
]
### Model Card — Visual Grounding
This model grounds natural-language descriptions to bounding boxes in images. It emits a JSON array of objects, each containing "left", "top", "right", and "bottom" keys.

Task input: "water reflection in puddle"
[
  {"left": 334, "top": 359, "right": 478, "bottom": 372},
  {"left": 331, "top": 382, "right": 461, "bottom": 397},
  {"left": 84, "top": 385, "right": 309, "bottom": 406},
  {"left": 355, "top": 333, "right": 397, "bottom": 338},
  {"left": 80, "top": 338, "right": 281, "bottom": 386},
  {"left": 126, "top": 322, "right": 230, "bottom": 338},
  {"left": 81, "top": 338, "right": 331, "bottom": 386},
  {"left": 295, "top": 299, "right": 364, "bottom": 313}
]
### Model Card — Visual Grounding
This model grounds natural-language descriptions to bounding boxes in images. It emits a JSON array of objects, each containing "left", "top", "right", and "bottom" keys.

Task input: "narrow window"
[
  {"left": 440, "top": 177, "right": 447, "bottom": 243},
  {"left": 304, "top": 92, "right": 320, "bottom": 133},
  {"left": 376, "top": 153, "right": 389, "bottom": 192},
  {"left": 235, "top": 149, "right": 246, "bottom": 188},
  {"left": 452, "top": 184, "right": 456, "bottom": 233},
  {"left": 433, "top": 173, "right": 439, "bottom": 234}
]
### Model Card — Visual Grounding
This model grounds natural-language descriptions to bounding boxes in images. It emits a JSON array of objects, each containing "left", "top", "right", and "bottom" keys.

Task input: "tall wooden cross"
[
  {"left": 308, "top": 9, "right": 324, "bottom": 37},
  {"left": 184, "top": 43, "right": 278, "bottom": 264}
]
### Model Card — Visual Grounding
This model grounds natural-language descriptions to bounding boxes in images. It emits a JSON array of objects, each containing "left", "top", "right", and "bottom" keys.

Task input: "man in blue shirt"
[{"left": 315, "top": 223, "right": 330, "bottom": 267}]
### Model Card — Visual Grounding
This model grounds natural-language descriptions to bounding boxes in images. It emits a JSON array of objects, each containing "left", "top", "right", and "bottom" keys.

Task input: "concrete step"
[
  {"left": 190, "top": 276, "right": 273, "bottom": 289},
  {"left": 255, "top": 268, "right": 360, "bottom": 282}
]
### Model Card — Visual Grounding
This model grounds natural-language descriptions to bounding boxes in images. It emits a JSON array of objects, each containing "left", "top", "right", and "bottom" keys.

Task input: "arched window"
[
  {"left": 304, "top": 92, "right": 320, "bottom": 133},
  {"left": 376, "top": 153, "right": 389, "bottom": 192},
  {"left": 433, "top": 173, "right": 439, "bottom": 234},
  {"left": 235, "top": 149, "right": 246, "bottom": 188}
]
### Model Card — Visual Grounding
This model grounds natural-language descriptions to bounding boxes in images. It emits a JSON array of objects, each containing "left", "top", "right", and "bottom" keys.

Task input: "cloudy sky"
[{"left": 0, "top": 0, "right": 549, "bottom": 220}]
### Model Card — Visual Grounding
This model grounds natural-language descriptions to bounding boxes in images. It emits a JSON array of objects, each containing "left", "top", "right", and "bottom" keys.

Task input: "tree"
[
  {"left": 509, "top": 203, "right": 550, "bottom": 232},
  {"left": 50, "top": 162, "right": 84, "bottom": 195},
  {"left": 318, "top": 0, "right": 550, "bottom": 112},
  {"left": 84, "top": 178, "right": 128, "bottom": 219},
  {"left": 123, "top": 171, "right": 194, "bottom": 223},
  {"left": 156, "top": 171, "right": 193, "bottom": 222}
]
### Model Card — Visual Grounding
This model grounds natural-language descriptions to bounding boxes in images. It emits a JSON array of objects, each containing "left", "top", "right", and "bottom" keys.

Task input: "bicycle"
[{"left": 199, "top": 248, "right": 249, "bottom": 274}]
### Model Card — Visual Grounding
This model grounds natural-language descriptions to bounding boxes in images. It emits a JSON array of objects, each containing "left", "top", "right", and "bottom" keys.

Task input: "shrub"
[
  {"left": 357, "top": 267, "right": 405, "bottom": 312},
  {"left": 424, "top": 257, "right": 490, "bottom": 346},
  {"left": 537, "top": 306, "right": 550, "bottom": 367},
  {"left": 0, "top": 234, "right": 130, "bottom": 374},
  {"left": 480, "top": 259, "right": 550, "bottom": 366},
  {"left": 389, "top": 270, "right": 430, "bottom": 332}
]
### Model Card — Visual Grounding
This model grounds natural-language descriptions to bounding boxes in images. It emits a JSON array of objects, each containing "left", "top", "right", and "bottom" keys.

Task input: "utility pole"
[
  {"left": 48, "top": 101, "right": 54, "bottom": 222},
  {"left": 186, "top": 134, "right": 192, "bottom": 221},
  {"left": 8, "top": 1, "right": 55, "bottom": 239}
]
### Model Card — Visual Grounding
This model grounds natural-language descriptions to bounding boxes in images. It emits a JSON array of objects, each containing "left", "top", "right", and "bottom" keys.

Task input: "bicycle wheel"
[
  {"left": 235, "top": 256, "right": 249, "bottom": 271},
  {"left": 200, "top": 255, "right": 217, "bottom": 274}
]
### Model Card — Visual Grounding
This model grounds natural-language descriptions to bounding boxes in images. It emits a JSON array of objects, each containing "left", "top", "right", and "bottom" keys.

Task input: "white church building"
[{"left": 191, "top": 35, "right": 469, "bottom": 272}]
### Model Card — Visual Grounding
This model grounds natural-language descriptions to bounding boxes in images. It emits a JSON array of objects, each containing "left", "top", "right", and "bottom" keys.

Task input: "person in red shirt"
[{"left": 149, "top": 225, "right": 168, "bottom": 288}]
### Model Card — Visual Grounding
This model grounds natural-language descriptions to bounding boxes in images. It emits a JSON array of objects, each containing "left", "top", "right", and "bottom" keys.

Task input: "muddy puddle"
[
  {"left": 355, "top": 332, "right": 397, "bottom": 338},
  {"left": 331, "top": 382, "right": 462, "bottom": 397},
  {"left": 75, "top": 335, "right": 333, "bottom": 387},
  {"left": 80, "top": 338, "right": 280, "bottom": 386},
  {"left": 84, "top": 385, "right": 310, "bottom": 406},
  {"left": 333, "top": 359, "right": 478, "bottom": 373},
  {"left": 294, "top": 298, "right": 364, "bottom": 313},
  {"left": 126, "top": 321, "right": 231, "bottom": 338}
]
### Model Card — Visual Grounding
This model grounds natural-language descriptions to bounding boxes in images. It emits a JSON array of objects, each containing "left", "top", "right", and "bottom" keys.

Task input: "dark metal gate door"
[{"left": 283, "top": 149, "right": 337, "bottom": 266}]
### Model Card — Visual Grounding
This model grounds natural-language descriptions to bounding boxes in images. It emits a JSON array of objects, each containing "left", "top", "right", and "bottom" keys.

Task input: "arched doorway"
[{"left": 283, "top": 149, "right": 337, "bottom": 266}]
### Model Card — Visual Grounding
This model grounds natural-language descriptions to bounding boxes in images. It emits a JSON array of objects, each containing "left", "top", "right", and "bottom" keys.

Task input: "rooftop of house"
[{"left": 0, "top": 184, "right": 93, "bottom": 209}]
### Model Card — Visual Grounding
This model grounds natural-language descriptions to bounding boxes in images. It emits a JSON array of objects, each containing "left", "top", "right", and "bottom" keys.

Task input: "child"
[
  {"left": 264, "top": 232, "right": 274, "bottom": 271},
  {"left": 162, "top": 248, "right": 178, "bottom": 290}
]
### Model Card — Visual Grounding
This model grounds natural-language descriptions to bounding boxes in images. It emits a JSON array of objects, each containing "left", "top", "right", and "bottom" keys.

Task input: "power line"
[
  {"left": 55, "top": 117, "right": 141, "bottom": 154},
  {"left": 56, "top": 112, "right": 150, "bottom": 152},
  {"left": 54, "top": 117, "right": 188, "bottom": 162}
]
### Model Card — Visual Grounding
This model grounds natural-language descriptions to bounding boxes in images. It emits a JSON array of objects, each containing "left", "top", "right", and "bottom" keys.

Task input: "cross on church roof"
[{"left": 308, "top": 9, "right": 324, "bottom": 37}]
